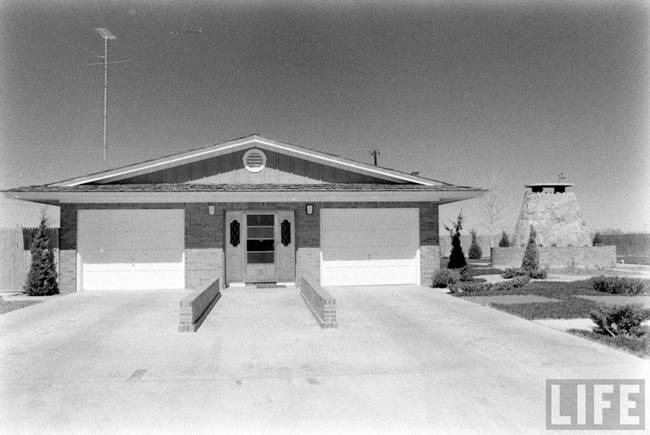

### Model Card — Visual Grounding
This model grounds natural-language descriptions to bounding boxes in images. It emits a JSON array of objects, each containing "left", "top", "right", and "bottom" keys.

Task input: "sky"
[{"left": 0, "top": 0, "right": 648, "bottom": 232}]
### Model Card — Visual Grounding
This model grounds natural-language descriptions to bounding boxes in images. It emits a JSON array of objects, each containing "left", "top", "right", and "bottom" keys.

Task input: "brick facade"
[{"left": 57, "top": 200, "right": 440, "bottom": 291}]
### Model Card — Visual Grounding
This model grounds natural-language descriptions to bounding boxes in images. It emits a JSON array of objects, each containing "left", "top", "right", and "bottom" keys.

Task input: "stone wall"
[{"left": 491, "top": 246, "right": 617, "bottom": 270}]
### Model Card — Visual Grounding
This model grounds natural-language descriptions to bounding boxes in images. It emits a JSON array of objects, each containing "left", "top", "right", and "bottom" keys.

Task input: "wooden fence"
[{"left": 0, "top": 228, "right": 59, "bottom": 291}]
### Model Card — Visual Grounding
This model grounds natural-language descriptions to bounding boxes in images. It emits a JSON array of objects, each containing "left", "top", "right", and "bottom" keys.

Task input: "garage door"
[
  {"left": 78, "top": 209, "right": 184, "bottom": 291},
  {"left": 320, "top": 208, "right": 420, "bottom": 286}
]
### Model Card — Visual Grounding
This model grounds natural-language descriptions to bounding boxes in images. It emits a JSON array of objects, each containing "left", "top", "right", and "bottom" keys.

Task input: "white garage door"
[
  {"left": 78, "top": 209, "right": 184, "bottom": 291},
  {"left": 320, "top": 208, "right": 420, "bottom": 286}
]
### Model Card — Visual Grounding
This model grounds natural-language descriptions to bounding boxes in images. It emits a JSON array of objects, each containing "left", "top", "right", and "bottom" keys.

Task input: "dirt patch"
[{"left": 0, "top": 298, "right": 41, "bottom": 314}]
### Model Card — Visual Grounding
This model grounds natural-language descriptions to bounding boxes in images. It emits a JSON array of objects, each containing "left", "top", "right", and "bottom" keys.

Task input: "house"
[{"left": 4, "top": 135, "right": 485, "bottom": 292}]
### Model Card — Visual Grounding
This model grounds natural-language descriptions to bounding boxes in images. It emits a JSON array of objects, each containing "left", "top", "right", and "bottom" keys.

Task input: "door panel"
[
  {"left": 276, "top": 211, "right": 296, "bottom": 282},
  {"left": 225, "top": 211, "right": 244, "bottom": 284}
]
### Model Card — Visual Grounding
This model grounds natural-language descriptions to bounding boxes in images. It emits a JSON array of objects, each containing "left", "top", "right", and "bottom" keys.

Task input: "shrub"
[
  {"left": 468, "top": 230, "right": 482, "bottom": 259},
  {"left": 24, "top": 214, "right": 59, "bottom": 296},
  {"left": 432, "top": 269, "right": 460, "bottom": 288},
  {"left": 448, "top": 275, "right": 530, "bottom": 296},
  {"left": 502, "top": 266, "right": 546, "bottom": 279},
  {"left": 459, "top": 265, "right": 472, "bottom": 281},
  {"left": 502, "top": 267, "right": 526, "bottom": 278},
  {"left": 592, "top": 232, "right": 603, "bottom": 246},
  {"left": 498, "top": 231, "right": 510, "bottom": 247},
  {"left": 590, "top": 305, "right": 648, "bottom": 337},
  {"left": 445, "top": 212, "right": 467, "bottom": 269},
  {"left": 521, "top": 225, "right": 540, "bottom": 273},
  {"left": 591, "top": 276, "right": 645, "bottom": 295},
  {"left": 528, "top": 268, "right": 548, "bottom": 279},
  {"left": 510, "top": 275, "right": 531, "bottom": 288}
]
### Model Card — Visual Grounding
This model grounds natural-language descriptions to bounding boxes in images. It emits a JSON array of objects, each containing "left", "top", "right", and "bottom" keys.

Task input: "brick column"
[
  {"left": 58, "top": 204, "right": 77, "bottom": 293},
  {"left": 296, "top": 203, "right": 320, "bottom": 283},
  {"left": 419, "top": 204, "right": 440, "bottom": 286},
  {"left": 185, "top": 204, "right": 224, "bottom": 290}
]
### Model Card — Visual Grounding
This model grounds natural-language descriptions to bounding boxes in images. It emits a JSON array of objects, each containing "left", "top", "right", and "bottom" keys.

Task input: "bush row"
[{"left": 590, "top": 276, "right": 645, "bottom": 295}]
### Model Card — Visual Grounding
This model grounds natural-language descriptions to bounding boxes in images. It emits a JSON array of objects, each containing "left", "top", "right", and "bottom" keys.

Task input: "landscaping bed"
[
  {"left": 462, "top": 279, "right": 649, "bottom": 320},
  {"left": 0, "top": 297, "right": 41, "bottom": 314}
]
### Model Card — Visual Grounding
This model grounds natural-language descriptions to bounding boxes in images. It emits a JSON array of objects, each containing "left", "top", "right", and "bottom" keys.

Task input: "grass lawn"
[
  {"left": 449, "top": 275, "right": 650, "bottom": 357},
  {"left": 486, "top": 280, "right": 604, "bottom": 320},
  {"left": 568, "top": 329, "right": 650, "bottom": 358},
  {"left": 0, "top": 297, "right": 41, "bottom": 314}
]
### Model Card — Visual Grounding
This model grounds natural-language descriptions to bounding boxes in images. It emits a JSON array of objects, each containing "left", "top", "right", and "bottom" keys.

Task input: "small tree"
[
  {"left": 521, "top": 225, "right": 540, "bottom": 273},
  {"left": 445, "top": 212, "right": 467, "bottom": 269},
  {"left": 498, "top": 231, "right": 510, "bottom": 247},
  {"left": 468, "top": 229, "right": 482, "bottom": 259},
  {"left": 481, "top": 171, "right": 504, "bottom": 248},
  {"left": 24, "top": 213, "right": 58, "bottom": 296},
  {"left": 592, "top": 232, "right": 603, "bottom": 246}
]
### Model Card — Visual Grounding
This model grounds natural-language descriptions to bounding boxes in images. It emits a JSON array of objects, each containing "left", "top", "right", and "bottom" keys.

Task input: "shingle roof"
[{"left": 7, "top": 183, "right": 483, "bottom": 193}]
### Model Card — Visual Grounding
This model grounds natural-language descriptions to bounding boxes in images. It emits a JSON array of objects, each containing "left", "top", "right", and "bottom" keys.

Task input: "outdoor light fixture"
[
  {"left": 208, "top": 205, "right": 215, "bottom": 215},
  {"left": 305, "top": 204, "right": 314, "bottom": 215}
]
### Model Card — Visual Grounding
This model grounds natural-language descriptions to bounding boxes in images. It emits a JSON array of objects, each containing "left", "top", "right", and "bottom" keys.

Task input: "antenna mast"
[{"left": 94, "top": 28, "right": 117, "bottom": 165}]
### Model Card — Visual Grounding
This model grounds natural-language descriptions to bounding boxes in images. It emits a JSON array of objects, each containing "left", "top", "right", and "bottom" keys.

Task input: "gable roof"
[{"left": 49, "top": 135, "right": 450, "bottom": 187}]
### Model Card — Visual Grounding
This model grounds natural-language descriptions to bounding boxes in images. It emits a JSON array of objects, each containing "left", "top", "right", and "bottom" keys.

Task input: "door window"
[{"left": 246, "top": 214, "right": 274, "bottom": 264}]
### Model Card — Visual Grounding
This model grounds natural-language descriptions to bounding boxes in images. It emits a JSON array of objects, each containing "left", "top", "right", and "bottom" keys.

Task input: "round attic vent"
[{"left": 243, "top": 148, "right": 267, "bottom": 173}]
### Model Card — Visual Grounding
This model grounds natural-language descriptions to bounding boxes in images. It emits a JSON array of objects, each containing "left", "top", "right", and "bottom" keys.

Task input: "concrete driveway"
[{"left": 1, "top": 286, "right": 648, "bottom": 434}]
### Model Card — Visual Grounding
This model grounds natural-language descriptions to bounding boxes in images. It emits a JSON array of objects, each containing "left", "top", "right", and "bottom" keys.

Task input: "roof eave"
[{"left": 5, "top": 189, "right": 485, "bottom": 205}]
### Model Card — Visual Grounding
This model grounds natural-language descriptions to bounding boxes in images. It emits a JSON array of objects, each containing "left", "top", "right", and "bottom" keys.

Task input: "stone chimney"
[{"left": 512, "top": 183, "right": 591, "bottom": 248}]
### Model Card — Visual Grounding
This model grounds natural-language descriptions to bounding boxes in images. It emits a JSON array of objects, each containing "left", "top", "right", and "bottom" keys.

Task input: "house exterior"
[{"left": 5, "top": 135, "right": 484, "bottom": 292}]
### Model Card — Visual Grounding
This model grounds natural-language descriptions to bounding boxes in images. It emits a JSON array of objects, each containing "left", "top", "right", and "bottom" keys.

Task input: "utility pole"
[{"left": 369, "top": 148, "right": 381, "bottom": 166}]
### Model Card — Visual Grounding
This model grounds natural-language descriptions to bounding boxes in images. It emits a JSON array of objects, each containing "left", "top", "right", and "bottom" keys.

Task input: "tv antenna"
[
  {"left": 369, "top": 148, "right": 381, "bottom": 166},
  {"left": 82, "top": 28, "right": 131, "bottom": 165}
]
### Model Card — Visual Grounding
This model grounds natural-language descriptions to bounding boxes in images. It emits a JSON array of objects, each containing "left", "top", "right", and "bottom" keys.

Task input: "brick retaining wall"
[
  {"left": 178, "top": 279, "right": 221, "bottom": 332},
  {"left": 298, "top": 276, "right": 337, "bottom": 328},
  {"left": 491, "top": 246, "right": 617, "bottom": 270}
]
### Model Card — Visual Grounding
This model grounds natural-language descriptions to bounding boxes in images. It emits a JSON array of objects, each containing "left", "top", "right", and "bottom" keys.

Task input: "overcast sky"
[{"left": 0, "top": 0, "right": 648, "bottom": 232}]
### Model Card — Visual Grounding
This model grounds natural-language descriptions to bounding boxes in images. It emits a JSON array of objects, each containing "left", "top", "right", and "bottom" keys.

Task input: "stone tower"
[{"left": 512, "top": 183, "right": 591, "bottom": 248}]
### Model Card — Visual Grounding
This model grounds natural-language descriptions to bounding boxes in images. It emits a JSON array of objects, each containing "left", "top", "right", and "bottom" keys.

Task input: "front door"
[{"left": 245, "top": 213, "right": 276, "bottom": 282}]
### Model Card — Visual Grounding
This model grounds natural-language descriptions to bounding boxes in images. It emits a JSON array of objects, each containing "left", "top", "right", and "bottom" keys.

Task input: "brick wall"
[{"left": 491, "top": 246, "right": 617, "bottom": 270}]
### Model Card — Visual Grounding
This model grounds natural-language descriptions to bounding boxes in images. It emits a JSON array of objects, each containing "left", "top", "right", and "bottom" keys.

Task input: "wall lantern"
[
  {"left": 305, "top": 204, "right": 314, "bottom": 215},
  {"left": 208, "top": 205, "right": 215, "bottom": 215}
]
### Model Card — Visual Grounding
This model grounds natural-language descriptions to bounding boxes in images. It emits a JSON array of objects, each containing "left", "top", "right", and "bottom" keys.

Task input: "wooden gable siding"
[{"left": 111, "top": 149, "right": 391, "bottom": 184}]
